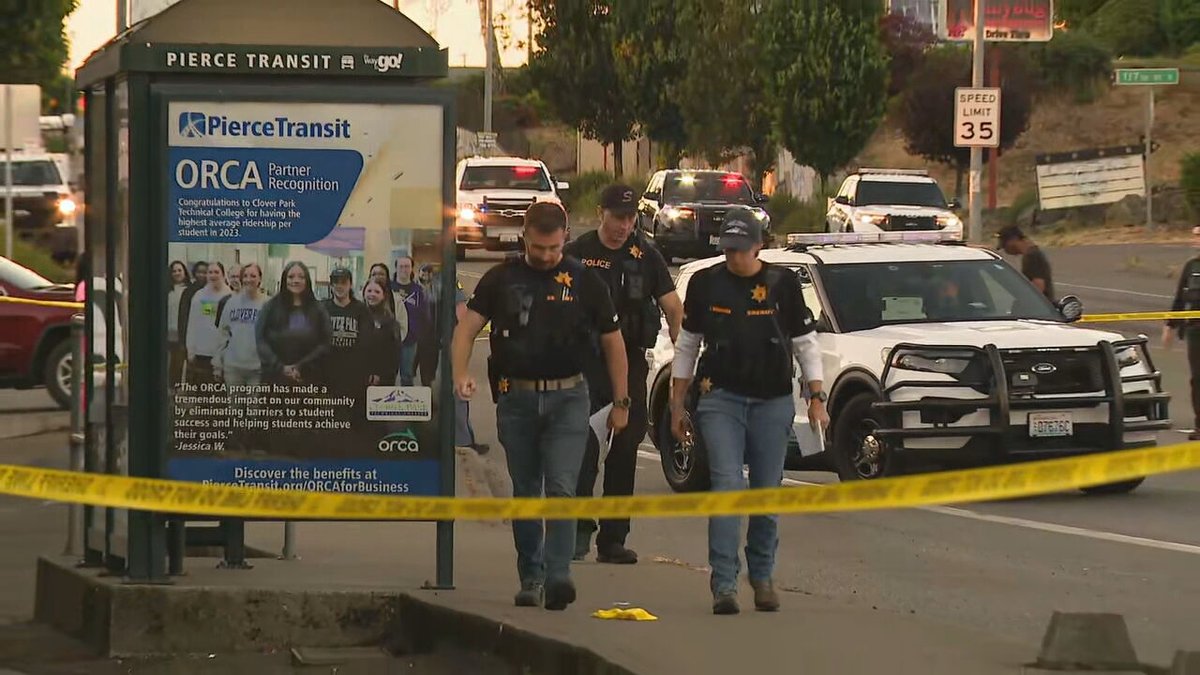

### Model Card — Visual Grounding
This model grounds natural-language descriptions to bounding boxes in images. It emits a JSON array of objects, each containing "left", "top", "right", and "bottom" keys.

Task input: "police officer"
[
  {"left": 564, "top": 184, "right": 683, "bottom": 564},
  {"left": 669, "top": 206, "right": 827, "bottom": 616},
  {"left": 1164, "top": 225, "right": 1200, "bottom": 441},
  {"left": 452, "top": 201, "right": 630, "bottom": 611},
  {"left": 996, "top": 225, "right": 1054, "bottom": 300}
]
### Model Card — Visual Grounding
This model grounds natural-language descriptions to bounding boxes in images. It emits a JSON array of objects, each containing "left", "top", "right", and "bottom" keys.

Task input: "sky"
[{"left": 65, "top": 0, "right": 532, "bottom": 72}]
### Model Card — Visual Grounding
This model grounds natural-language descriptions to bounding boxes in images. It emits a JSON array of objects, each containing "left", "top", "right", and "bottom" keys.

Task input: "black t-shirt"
[
  {"left": 682, "top": 261, "right": 813, "bottom": 399},
  {"left": 469, "top": 255, "right": 619, "bottom": 379},
  {"left": 1022, "top": 246, "right": 1054, "bottom": 300},
  {"left": 565, "top": 231, "right": 674, "bottom": 310}
]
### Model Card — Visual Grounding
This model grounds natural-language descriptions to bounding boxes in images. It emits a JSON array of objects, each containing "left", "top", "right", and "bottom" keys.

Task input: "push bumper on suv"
[{"left": 871, "top": 339, "right": 1171, "bottom": 464}]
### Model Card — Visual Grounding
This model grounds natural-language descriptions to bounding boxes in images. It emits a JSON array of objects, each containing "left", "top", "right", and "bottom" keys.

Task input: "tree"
[
  {"left": 880, "top": 12, "right": 937, "bottom": 97},
  {"left": 674, "top": 0, "right": 775, "bottom": 187},
  {"left": 609, "top": 0, "right": 687, "bottom": 167},
  {"left": 1160, "top": 0, "right": 1200, "bottom": 54},
  {"left": 760, "top": 0, "right": 890, "bottom": 189},
  {"left": 894, "top": 45, "right": 1036, "bottom": 199},
  {"left": 1088, "top": 0, "right": 1165, "bottom": 57},
  {"left": 528, "top": 1, "right": 637, "bottom": 175},
  {"left": 0, "top": 0, "right": 78, "bottom": 86},
  {"left": 1056, "top": 0, "right": 1108, "bottom": 26}
]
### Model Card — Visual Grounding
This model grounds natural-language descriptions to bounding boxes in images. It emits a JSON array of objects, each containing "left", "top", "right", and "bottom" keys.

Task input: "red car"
[{"left": 0, "top": 256, "right": 77, "bottom": 408}]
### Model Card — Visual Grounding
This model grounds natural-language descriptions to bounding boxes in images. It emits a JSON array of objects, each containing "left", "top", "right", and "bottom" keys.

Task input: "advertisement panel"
[
  {"left": 163, "top": 99, "right": 446, "bottom": 496},
  {"left": 943, "top": 0, "right": 1054, "bottom": 42}
]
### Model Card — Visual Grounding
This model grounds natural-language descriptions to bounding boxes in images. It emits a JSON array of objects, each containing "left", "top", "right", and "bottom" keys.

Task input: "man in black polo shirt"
[
  {"left": 564, "top": 184, "right": 683, "bottom": 564},
  {"left": 997, "top": 225, "right": 1054, "bottom": 300},
  {"left": 451, "top": 201, "right": 630, "bottom": 612}
]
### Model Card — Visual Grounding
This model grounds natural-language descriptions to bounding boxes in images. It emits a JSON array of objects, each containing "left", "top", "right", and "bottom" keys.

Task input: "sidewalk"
[{"left": 4, "top": 435, "right": 1034, "bottom": 674}]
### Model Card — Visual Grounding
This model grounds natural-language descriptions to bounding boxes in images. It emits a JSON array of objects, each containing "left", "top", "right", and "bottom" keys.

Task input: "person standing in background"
[
  {"left": 213, "top": 263, "right": 267, "bottom": 387},
  {"left": 416, "top": 263, "right": 442, "bottom": 386},
  {"left": 176, "top": 260, "right": 209, "bottom": 379},
  {"left": 452, "top": 274, "right": 488, "bottom": 455},
  {"left": 185, "top": 262, "right": 231, "bottom": 385},
  {"left": 362, "top": 279, "right": 402, "bottom": 387},
  {"left": 996, "top": 225, "right": 1054, "bottom": 300},
  {"left": 227, "top": 264, "right": 243, "bottom": 294},
  {"left": 256, "top": 261, "right": 332, "bottom": 386},
  {"left": 322, "top": 266, "right": 372, "bottom": 424},
  {"left": 369, "top": 262, "right": 408, "bottom": 342},
  {"left": 392, "top": 256, "right": 428, "bottom": 386},
  {"left": 1164, "top": 225, "right": 1200, "bottom": 440},
  {"left": 167, "top": 260, "right": 190, "bottom": 386}
]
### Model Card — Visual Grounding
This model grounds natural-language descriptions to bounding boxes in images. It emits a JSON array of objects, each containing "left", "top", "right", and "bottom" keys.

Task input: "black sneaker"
[
  {"left": 514, "top": 582, "right": 544, "bottom": 607},
  {"left": 712, "top": 592, "right": 740, "bottom": 615},
  {"left": 596, "top": 543, "right": 638, "bottom": 564},
  {"left": 544, "top": 579, "right": 577, "bottom": 611}
]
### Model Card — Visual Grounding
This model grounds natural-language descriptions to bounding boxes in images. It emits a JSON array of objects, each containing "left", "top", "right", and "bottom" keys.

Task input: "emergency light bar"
[
  {"left": 785, "top": 231, "right": 960, "bottom": 246},
  {"left": 854, "top": 167, "right": 930, "bottom": 177}
]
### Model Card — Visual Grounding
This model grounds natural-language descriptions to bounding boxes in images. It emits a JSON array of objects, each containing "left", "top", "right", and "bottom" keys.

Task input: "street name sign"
[
  {"left": 954, "top": 87, "right": 1001, "bottom": 148},
  {"left": 1114, "top": 68, "right": 1180, "bottom": 86}
]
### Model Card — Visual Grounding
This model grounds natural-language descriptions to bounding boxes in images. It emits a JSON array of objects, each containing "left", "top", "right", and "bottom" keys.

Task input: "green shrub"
[
  {"left": 1088, "top": 0, "right": 1166, "bottom": 57},
  {"left": 0, "top": 224, "right": 72, "bottom": 282},
  {"left": 766, "top": 191, "right": 802, "bottom": 226},
  {"left": 1161, "top": 0, "right": 1200, "bottom": 54},
  {"left": 1031, "top": 30, "right": 1113, "bottom": 102},
  {"left": 563, "top": 170, "right": 615, "bottom": 215},
  {"left": 1182, "top": 153, "right": 1200, "bottom": 218}
]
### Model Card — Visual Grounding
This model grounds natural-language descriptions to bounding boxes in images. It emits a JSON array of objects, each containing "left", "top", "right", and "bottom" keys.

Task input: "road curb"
[
  {"left": 0, "top": 412, "right": 68, "bottom": 441},
  {"left": 33, "top": 555, "right": 634, "bottom": 674}
]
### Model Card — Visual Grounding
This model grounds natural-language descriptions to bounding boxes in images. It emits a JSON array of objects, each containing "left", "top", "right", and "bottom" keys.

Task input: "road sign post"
[{"left": 1114, "top": 68, "right": 1179, "bottom": 230}]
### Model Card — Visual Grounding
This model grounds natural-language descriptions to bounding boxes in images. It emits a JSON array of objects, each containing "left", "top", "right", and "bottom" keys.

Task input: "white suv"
[
  {"left": 644, "top": 231, "right": 1170, "bottom": 495},
  {"left": 454, "top": 156, "right": 569, "bottom": 260},
  {"left": 827, "top": 169, "right": 963, "bottom": 239}
]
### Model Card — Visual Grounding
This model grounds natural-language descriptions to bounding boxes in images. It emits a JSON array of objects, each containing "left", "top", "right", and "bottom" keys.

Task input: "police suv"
[
  {"left": 454, "top": 156, "right": 569, "bottom": 260},
  {"left": 826, "top": 168, "right": 963, "bottom": 239},
  {"left": 645, "top": 231, "right": 1170, "bottom": 495}
]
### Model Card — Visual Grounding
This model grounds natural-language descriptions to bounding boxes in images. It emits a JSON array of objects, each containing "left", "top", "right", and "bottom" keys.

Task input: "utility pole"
[
  {"left": 4, "top": 85, "right": 13, "bottom": 260},
  {"left": 117, "top": 0, "right": 128, "bottom": 32},
  {"left": 967, "top": 0, "right": 986, "bottom": 243},
  {"left": 484, "top": 0, "right": 494, "bottom": 136}
]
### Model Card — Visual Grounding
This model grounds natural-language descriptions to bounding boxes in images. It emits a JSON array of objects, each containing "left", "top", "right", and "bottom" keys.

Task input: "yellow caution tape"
[
  {"left": 0, "top": 295, "right": 84, "bottom": 310},
  {"left": 592, "top": 608, "right": 659, "bottom": 621},
  {"left": 1, "top": 442, "right": 1198, "bottom": 521},
  {"left": 1078, "top": 310, "right": 1200, "bottom": 323},
  {"left": 3, "top": 295, "right": 1197, "bottom": 325}
]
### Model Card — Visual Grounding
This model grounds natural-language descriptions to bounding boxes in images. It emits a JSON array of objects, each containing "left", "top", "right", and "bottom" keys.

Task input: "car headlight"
[
  {"left": 58, "top": 198, "right": 77, "bottom": 216},
  {"left": 1115, "top": 346, "right": 1141, "bottom": 369},
  {"left": 752, "top": 207, "right": 769, "bottom": 220},
  {"left": 663, "top": 206, "right": 694, "bottom": 220},
  {"left": 889, "top": 348, "right": 979, "bottom": 375},
  {"left": 457, "top": 206, "right": 477, "bottom": 221},
  {"left": 859, "top": 214, "right": 887, "bottom": 226},
  {"left": 936, "top": 215, "right": 961, "bottom": 229}
]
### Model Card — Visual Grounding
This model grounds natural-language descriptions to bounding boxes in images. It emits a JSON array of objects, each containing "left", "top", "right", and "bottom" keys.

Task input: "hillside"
[{"left": 855, "top": 75, "right": 1200, "bottom": 208}]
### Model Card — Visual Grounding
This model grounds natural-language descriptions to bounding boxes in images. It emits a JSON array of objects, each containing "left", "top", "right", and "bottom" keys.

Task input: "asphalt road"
[{"left": 455, "top": 242, "right": 1200, "bottom": 666}]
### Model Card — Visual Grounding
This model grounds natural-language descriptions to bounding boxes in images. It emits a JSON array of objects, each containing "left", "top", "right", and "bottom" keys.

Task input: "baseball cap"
[
  {"left": 329, "top": 266, "right": 353, "bottom": 281},
  {"left": 599, "top": 184, "right": 638, "bottom": 216},
  {"left": 718, "top": 206, "right": 764, "bottom": 252}
]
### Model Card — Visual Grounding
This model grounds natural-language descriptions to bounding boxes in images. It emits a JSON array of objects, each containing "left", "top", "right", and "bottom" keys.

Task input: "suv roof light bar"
[
  {"left": 785, "top": 231, "right": 959, "bottom": 247},
  {"left": 854, "top": 167, "right": 930, "bottom": 176}
]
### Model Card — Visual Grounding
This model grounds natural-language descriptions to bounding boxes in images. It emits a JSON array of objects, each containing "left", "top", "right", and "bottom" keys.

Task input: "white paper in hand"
[{"left": 589, "top": 403, "right": 615, "bottom": 464}]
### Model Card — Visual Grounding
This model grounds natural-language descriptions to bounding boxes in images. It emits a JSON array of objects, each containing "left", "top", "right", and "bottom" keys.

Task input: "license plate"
[
  {"left": 499, "top": 233, "right": 518, "bottom": 243},
  {"left": 1029, "top": 412, "right": 1073, "bottom": 438},
  {"left": 709, "top": 235, "right": 720, "bottom": 245}
]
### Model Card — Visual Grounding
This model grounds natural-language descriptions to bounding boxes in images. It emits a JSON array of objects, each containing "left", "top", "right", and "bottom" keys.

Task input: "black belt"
[{"left": 509, "top": 373, "right": 584, "bottom": 392}]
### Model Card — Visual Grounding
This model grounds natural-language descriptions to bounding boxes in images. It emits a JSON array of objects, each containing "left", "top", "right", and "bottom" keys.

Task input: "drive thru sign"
[{"left": 954, "top": 87, "right": 1001, "bottom": 148}]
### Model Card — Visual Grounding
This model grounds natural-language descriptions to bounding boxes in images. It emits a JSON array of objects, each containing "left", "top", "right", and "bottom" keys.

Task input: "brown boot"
[{"left": 750, "top": 579, "right": 780, "bottom": 612}]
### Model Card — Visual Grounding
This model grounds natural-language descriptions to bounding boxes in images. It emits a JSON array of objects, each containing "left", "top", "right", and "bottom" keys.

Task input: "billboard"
[
  {"left": 163, "top": 99, "right": 447, "bottom": 496},
  {"left": 1034, "top": 146, "right": 1145, "bottom": 211},
  {"left": 943, "top": 0, "right": 1054, "bottom": 42}
]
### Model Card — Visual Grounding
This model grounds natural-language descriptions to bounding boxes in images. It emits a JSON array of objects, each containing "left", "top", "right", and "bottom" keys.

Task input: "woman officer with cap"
[{"left": 669, "top": 205, "right": 828, "bottom": 616}]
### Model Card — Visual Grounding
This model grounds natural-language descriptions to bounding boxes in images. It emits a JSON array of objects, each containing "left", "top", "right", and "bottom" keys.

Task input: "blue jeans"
[
  {"left": 396, "top": 342, "right": 419, "bottom": 386},
  {"left": 694, "top": 388, "right": 794, "bottom": 595},
  {"left": 496, "top": 380, "right": 590, "bottom": 586}
]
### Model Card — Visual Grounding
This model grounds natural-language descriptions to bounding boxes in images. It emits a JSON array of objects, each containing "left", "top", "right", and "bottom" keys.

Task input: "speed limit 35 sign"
[{"left": 954, "top": 87, "right": 1001, "bottom": 148}]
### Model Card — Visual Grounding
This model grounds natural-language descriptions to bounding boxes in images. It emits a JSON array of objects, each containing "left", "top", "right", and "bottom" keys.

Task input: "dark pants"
[
  {"left": 1188, "top": 330, "right": 1200, "bottom": 429},
  {"left": 496, "top": 379, "right": 590, "bottom": 586},
  {"left": 576, "top": 347, "right": 649, "bottom": 549}
]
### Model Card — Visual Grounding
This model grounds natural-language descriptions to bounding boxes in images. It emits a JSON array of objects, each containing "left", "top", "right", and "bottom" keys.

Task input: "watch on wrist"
[
  {"left": 614, "top": 397, "right": 632, "bottom": 410},
  {"left": 810, "top": 390, "right": 827, "bottom": 403}
]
